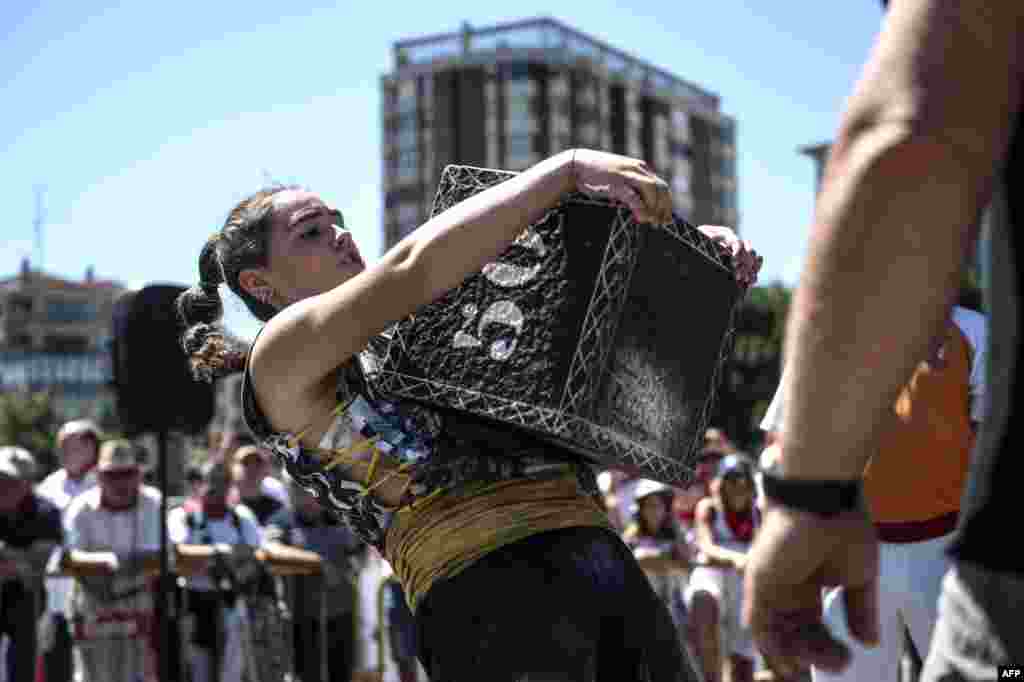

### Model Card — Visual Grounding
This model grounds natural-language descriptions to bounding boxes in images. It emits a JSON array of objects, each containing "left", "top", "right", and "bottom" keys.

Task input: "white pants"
[
  {"left": 189, "top": 606, "right": 244, "bottom": 682},
  {"left": 812, "top": 532, "right": 953, "bottom": 682},
  {"left": 684, "top": 565, "right": 757, "bottom": 660}
]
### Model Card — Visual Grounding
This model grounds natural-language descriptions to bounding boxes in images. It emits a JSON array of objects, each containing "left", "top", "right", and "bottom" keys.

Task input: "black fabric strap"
[{"left": 760, "top": 471, "right": 862, "bottom": 517}]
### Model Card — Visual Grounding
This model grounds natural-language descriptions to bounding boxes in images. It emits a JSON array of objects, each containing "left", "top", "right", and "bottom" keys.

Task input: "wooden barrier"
[{"left": 53, "top": 544, "right": 324, "bottom": 579}]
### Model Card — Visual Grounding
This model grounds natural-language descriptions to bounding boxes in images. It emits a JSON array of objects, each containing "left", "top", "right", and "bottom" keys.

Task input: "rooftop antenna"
[{"left": 33, "top": 185, "right": 46, "bottom": 273}]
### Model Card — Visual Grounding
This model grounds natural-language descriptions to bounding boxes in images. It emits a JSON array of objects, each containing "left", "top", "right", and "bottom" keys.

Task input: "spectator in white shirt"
[
  {"left": 62, "top": 440, "right": 162, "bottom": 682},
  {"left": 221, "top": 432, "right": 287, "bottom": 506},
  {"left": 37, "top": 420, "right": 102, "bottom": 509},
  {"left": 35, "top": 419, "right": 102, "bottom": 682},
  {"left": 167, "top": 461, "right": 261, "bottom": 682}
]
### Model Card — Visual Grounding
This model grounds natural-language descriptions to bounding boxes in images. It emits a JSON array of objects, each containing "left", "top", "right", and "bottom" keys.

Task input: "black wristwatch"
[{"left": 760, "top": 470, "right": 862, "bottom": 518}]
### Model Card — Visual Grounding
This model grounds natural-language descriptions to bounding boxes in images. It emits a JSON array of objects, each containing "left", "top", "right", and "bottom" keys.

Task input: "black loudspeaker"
[
  {"left": 375, "top": 166, "right": 742, "bottom": 485},
  {"left": 111, "top": 284, "right": 215, "bottom": 436}
]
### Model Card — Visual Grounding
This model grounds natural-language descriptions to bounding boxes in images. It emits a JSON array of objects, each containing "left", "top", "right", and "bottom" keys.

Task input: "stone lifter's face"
[{"left": 264, "top": 190, "right": 366, "bottom": 304}]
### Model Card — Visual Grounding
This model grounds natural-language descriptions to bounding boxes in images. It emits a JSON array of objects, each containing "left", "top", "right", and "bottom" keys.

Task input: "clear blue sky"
[{"left": 1, "top": 1, "right": 884, "bottom": 339}]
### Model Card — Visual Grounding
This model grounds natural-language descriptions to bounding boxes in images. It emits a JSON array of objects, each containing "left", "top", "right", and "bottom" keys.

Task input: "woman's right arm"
[
  {"left": 256, "top": 149, "right": 672, "bottom": 408},
  {"left": 694, "top": 498, "right": 746, "bottom": 570}
]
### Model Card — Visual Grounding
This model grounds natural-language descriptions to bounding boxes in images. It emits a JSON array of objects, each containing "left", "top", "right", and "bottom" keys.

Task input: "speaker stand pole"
[{"left": 157, "top": 429, "right": 170, "bottom": 682}]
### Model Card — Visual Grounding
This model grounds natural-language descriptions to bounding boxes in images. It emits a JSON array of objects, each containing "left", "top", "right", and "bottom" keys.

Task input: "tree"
[
  {"left": 0, "top": 389, "right": 61, "bottom": 476},
  {"left": 709, "top": 282, "right": 792, "bottom": 451}
]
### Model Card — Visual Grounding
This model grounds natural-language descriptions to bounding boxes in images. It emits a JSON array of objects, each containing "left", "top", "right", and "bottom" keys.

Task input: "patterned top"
[{"left": 241, "top": 334, "right": 598, "bottom": 551}]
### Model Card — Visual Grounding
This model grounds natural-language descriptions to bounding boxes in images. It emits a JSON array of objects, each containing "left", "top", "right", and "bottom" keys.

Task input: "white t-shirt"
[
  {"left": 37, "top": 469, "right": 98, "bottom": 613},
  {"left": 64, "top": 486, "right": 164, "bottom": 612},
  {"left": 36, "top": 469, "right": 97, "bottom": 512},
  {"left": 167, "top": 505, "right": 263, "bottom": 592},
  {"left": 261, "top": 476, "right": 288, "bottom": 505}
]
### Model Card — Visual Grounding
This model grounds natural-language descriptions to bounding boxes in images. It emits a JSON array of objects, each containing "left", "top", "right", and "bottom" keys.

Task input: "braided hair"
[{"left": 177, "top": 185, "right": 301, "bottom": 382}]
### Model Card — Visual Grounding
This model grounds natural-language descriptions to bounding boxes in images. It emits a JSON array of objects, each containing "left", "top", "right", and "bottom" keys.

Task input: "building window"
[
  {"left": 46, "top": 298, "right": 95, "bottom": 323},
  {"left": 397, "top": 202, "right": 420, "bottom": 228},
  {"left": 8, "top": 295, "right": 32, "bottom": 316},
  {"left": 396, "top": 148, "right": 419, "bottom": 185},
  {"left": 396, "top": 120, "right": 417, "bottom": 150},
  {"left": 672, "top": 174, "right": 691, "bottom": 198},
  {"left": 503, "top": 62, "right": 531, "bottom": 80},
  {"left": 505, "top": 76, "right": 536, "bottom": 169},
  {"left": 8, "top": 333, "right": 32, "bottom": 349},
  {"left": 43, "top": 334, "right": 90, "bottom": 353},
  {"left": 397, "top": 79, "right": 417, "bottom": 111},
  {"left": 505, "top": 77, "right": 534, "bottom": 134},
  {"left": 505, "top": 134, "right": 534, "bottom": 169},
  {"left": 669, "top": 141, "right": 691, "bottom": 158}
]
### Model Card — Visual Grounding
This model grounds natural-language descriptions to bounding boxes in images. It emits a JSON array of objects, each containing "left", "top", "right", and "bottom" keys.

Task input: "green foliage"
[
  {"left": 710, "top": 281, "right": 792, "bottom": 451},
  {"left": 0, "top": 390, "right": 61, "bottom": 476}
]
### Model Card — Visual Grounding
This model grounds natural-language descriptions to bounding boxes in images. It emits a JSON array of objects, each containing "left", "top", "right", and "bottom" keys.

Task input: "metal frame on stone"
[{"left": 375, "top": 164, "right": 739, "bottom": 485}]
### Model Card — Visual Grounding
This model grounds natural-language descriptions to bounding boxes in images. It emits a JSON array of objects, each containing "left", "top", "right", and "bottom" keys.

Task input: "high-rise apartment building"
[{"left": 381, "top": 17, "right": 739, "bottom": 249}]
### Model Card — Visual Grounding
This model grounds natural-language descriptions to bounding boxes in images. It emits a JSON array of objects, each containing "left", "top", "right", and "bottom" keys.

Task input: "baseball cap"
[
  {"left": 57, "top": 419, "right": 103, "bottom": 447},
  {"left": 0, "top": 446, "right": 36, "bottom": 480},
  {"left": 716, "top": 454, "right": 754, "bottom": 480},
  {"left": 634, "top": 479, "right": 672, "bottom": 501},
  {"left": 97, "top": 440, "right": 141, "bottom": 473}
]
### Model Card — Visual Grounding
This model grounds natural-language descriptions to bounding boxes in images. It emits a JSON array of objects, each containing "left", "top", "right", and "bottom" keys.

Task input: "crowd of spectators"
[
  {"left": 1, "top": 418, "right": 774, "bottom": 682},
  {"left": 0, "top": 420, "right": 370, "bottom": 682}
]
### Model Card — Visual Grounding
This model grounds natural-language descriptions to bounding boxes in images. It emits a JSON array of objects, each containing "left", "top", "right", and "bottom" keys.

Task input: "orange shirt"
[{"left": 862, "top": 321, "right": 975, "bottom": 523}]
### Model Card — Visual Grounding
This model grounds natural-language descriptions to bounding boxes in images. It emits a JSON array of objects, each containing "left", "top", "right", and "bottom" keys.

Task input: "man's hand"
[
  {"left": 742, "top": 503, "right": 879, "bottom": 677},
  {"left": 697, "top": 225, "right": 762, "bottom": 288}
]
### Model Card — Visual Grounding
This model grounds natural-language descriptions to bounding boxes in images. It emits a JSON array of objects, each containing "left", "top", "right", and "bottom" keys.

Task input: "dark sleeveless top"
[
  {"left": 949, "top": 116, "right": 1024, "bottom": 572},
  {"left": 241, "top": 332, "right": 598, "bottom": 551}
]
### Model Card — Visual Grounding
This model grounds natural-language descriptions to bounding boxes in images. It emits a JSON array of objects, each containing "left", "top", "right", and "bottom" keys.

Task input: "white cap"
[
  {"left": 0, "top": 446, "right": 37, "bottom": 480},
  {"left": 634, "top": 479, "right": 671, "bottom": 501},
  {"left": 57, "top": 419, "right": 102, "bottom": 447}
]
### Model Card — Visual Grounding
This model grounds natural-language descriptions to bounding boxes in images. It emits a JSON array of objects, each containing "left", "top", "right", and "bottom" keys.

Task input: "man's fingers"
[
  {"left": 843, "top": 578, "right": 881, "bottom": 647},
  {"left": 753, "top": 615, "right": 851, "bottom": 676},
  {"left": 785, "top": 622, "right": 851, "bottom": 673}
]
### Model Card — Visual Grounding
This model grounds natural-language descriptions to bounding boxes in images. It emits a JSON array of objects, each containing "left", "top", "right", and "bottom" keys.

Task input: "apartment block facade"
[
  {"left": 0, "top": 260, "right": 125, "bottom": 419},
  {"left": 381, "top": 18, "right": 739, "bottom": 249}
]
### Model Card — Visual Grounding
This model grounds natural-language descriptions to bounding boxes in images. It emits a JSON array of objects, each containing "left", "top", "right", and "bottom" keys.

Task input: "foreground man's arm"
[{"left": 743, "top": 0, "right": 1024, "bottom": 675}]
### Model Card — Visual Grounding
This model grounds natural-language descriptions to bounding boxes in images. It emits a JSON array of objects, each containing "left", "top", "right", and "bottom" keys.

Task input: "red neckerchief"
[
  {"left": 99, "top": 495, "right": 138, "bottom": 512},
  {"left": 677, "top": 510, "right": 696, "bottom": 525},
  {"left": 723, "top": 507, "right": 757, "bottom": 543}
]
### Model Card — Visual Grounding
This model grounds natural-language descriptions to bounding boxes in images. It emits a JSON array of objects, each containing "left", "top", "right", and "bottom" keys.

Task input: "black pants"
[
  {"left": 187, "top": 589, "right": 231, "bottom": 651},
  {"left": 414, "top": 527, "right": 700, "bottom": 682},
  {"left": 292, "top": 614, "right": 354, "bottom": 682},
  {"left": 43, "top": 614, "right": 73, "bottom": 682},
  {"left": 385, "top": 580, "right": 418, "bottom": 664},
  {"left": 0, "top": 582, "right": 38, "bottom": 682}
]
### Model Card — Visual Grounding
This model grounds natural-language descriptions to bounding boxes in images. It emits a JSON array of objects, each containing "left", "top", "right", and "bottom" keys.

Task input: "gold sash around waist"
[{"left": 384, "top": 468, "right": 613, "bottom": 613}]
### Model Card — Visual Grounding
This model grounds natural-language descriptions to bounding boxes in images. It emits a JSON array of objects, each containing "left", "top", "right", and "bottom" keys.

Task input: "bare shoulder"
[{"left": 249, "top": 315, "right": 344, "bottom": 444}]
